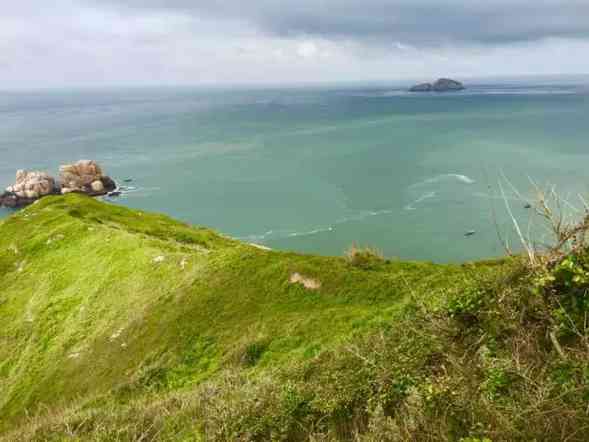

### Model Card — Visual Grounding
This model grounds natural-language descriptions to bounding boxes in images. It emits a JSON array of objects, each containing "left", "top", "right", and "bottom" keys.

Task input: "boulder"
[
  {"left": 0, "top": 170, "right": 58, "bottom": 208},
  {"left": 0, "top": 192, "right": 18, "bottom": 208},
  {"left": 91, "top": 180, "right": 105, "bottom": 193},
  {"left": 59, "top": 160, "right": 116, "bottom": 196},
  {"left": 101, "top": 176, "right": 117, "bottom": 192},
  {"left": 0, "top": 160, "right": 118, "bottom": 208}
]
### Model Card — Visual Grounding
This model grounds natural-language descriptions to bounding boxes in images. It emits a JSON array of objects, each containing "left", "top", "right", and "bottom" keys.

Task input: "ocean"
[{"left": 1, "top": 78, "right": 588, "bottom": 262}]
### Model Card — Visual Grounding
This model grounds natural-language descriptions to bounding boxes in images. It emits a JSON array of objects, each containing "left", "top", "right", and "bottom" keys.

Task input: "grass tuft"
[{"left": 345, "top": 244, "right": 385, "bottom": 270}]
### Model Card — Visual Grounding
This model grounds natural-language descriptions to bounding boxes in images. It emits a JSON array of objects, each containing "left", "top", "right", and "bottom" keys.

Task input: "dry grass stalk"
[
  {"left": 498, "top": 174, "right": 589, "bottom": 269},
  {"left": 345, "top": 243, "right": 384, "bottom": 269}
]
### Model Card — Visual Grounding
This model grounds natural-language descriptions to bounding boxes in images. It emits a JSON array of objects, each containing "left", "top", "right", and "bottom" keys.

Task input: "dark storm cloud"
[{"left": 92, "top": 0, "right": 589, "bottom": 45}]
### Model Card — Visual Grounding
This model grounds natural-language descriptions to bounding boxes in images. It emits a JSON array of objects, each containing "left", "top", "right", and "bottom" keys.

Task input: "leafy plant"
[
  {"left": 481, "top": 366, "right": 511, "bottom": 400},
  {"left": 447, "top": 285, "right": 486, "bottom": 321}
]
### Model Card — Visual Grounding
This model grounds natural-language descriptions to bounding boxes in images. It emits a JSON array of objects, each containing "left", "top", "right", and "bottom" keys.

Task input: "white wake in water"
[
  {"left": 239, "top": 207, "right": 399, "bottom": 243},
  {"left": 404, "top": 191, "right": 437, "bottom": 211},
  {"left": 287, "top": 227, "right": 334, "bottom": 238},
  {"left": 410, "top": 173, "right": 476, "bottom": 188}
]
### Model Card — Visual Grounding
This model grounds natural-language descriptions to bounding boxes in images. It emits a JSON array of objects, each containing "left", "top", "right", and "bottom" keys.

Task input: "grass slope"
[
  {"left": 0, "top": 194, "right": 487, "bottom": 434},
  {"left": 1, "top": 194, "right": 588, "bottom": 441}
]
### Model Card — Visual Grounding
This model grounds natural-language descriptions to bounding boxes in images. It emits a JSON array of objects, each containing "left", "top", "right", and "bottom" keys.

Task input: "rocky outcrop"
[
  {"left": 409, "top": 78, "right": 465, "bottom": 92},
  {"left": 409, "top": 83, "right": 433, "bottom": 92},
  {"left": 59, "top": 160, "right": 116, "bottom": 196},
  {"left": 432, "top": 78, "right": 465, "bottom": 92},
  {"left": 0, "top": 160, "right": 116, "bottom": 208},
  {"left": 0, "top": 171, "right": 58, "bottom": 208}
]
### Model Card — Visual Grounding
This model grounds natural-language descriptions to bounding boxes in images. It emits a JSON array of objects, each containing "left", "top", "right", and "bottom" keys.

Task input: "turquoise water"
[{"left": 1, "top": 80, "right": 588, "bottom": 262}]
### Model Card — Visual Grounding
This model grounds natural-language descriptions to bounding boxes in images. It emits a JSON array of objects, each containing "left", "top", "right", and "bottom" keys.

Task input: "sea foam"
[
  {"left": 404, "top": 191, "right": 437, "bottom": 211},
  {"left": 410, "top": 174, "right": 476, "bottom": 188},
  {"left": 241, "top": 206, "right": 399, "bottom": 243}
]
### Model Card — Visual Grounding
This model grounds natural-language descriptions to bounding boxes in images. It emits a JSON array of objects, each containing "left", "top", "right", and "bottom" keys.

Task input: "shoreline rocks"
[
  {"left": 0, "top": 171, "right": 59, "bottom": 208},
  {"left": 409, "top": 78, "right": 465, "bottom": 93},
  {"left": 0, "top": 160, "right": 116, "bottom": 208},
  {"left": 59, "top": 160, "right": 116, "bottom": 196}
]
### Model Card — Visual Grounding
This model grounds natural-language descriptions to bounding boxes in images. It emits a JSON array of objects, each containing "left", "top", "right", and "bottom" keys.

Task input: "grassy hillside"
[{"left": 1, "top": 194, "right": 588, "bottom": 441}]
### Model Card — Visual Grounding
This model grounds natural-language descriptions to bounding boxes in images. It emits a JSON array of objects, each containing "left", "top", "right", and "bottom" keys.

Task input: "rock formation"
[
  {"left": 432, "top": 78, "right": 465, "bottom": 92},
  {"left": 0, "top": 171, "right": 58, "bottom": 208},
  {"left": 59, "top": 160, "right": 116, "bottom": 196},
  {"left": 409, "top": 83, "right": 433, "bottom": 92},
  {"left": 0, "top": 160, "right": 117, "bottom": 208},
  {"left": 409, "top": 78, "right": 465, "bottom": 92}
]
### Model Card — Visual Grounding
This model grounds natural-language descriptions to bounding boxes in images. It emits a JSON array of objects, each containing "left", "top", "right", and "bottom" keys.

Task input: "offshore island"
[{"left": 409, "top": 78, "right": 466, "bottom": 92}]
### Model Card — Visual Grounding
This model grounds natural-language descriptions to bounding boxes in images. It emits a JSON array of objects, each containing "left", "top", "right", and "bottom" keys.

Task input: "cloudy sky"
[{"left": 2, "top": 0, "right": 589, "bottom": 89}]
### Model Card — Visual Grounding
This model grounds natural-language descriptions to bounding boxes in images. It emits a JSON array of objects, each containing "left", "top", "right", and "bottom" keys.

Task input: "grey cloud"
[
  {"left": 2, "top": 0, "right": 589, "bottom": 89},
  {"left": 92, "top": 0, "right": 589, "bottom": 45}
]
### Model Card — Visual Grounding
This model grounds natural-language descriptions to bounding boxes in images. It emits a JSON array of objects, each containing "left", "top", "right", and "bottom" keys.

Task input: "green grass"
[
  {"left": 2, "top": 194, "right": 588, "bottom": 441},
  {"left": 0, "top": 194, "right": 492, "bottom": 432}
]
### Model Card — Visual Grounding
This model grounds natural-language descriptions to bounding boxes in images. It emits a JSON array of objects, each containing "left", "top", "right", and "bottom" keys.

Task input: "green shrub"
[
  {"left": 345, "top": 244, "right": 385, "bottom": 270},
  {"left": 481, "top": 366, "right": 511, "bottom": 400},
  {"left": 537, "top": 255, "right": 589, "bottom": 337},
  {"left": 550, "top": 256, "right": 589, "bottom": 291},
  {"left": 447, "top": 285, "right": 486, "bottom": 321}
]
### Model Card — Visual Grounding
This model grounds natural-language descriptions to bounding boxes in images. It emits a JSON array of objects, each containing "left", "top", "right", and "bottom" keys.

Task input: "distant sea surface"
[{"left": 1, "top": 78, "right": 589, "bottom": 262}]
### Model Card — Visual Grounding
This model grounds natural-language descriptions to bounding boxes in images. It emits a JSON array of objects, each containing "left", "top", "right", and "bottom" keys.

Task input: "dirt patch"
[{"left": 289, "top": 273, "right": 321, "bottom": 290}]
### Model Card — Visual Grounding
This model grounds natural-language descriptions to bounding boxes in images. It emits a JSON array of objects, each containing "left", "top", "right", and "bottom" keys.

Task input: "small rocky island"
[
  {"left": 0, "top": 160, "right": 116, "bottom": 208},
  {"left": 409, "top": 78, "right": 465, "bottom": 92}
]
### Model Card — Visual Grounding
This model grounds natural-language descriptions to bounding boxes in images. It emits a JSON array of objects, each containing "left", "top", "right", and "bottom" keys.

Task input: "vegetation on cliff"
[{"left": 1, "top": 194, "right": 588, "bottom": 441}]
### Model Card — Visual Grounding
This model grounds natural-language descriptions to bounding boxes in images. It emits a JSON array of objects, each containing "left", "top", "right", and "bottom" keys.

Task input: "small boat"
[{"left": 465, "top": 230, "right": 476, "bottom": 237}]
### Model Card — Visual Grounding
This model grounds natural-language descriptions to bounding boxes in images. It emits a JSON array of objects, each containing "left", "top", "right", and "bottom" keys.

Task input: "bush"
[
  {"left": 345, "top": 244, "right": 385, "bottom": 270},
  {"left": 446, "top": 285, "right": 486, "bottom": 322}
]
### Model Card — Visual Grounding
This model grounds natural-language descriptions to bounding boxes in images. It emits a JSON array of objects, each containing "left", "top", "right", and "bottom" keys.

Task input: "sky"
[{"left": 2, "top": 0, "right": 589, "bottom": 89}]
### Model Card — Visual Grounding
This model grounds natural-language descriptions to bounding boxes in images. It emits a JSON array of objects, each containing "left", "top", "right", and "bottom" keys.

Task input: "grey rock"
[
  {"left": 409, "top": 82, "right": 433, "bottom": 92},
  {"left": 432, "top": 78, "right": 465, "bottom": 92},
  {"left": 100, "top": 175, "right": 117, "bottom": 193},
  {"left": 1, "top": 160, "right": 117, "bottom": 208},
  {"left": 410, "top": 78, "right": 465, "bottom": 93},
  {"left": 0, "top": 170, "right": 58, "bottom": 208}
]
